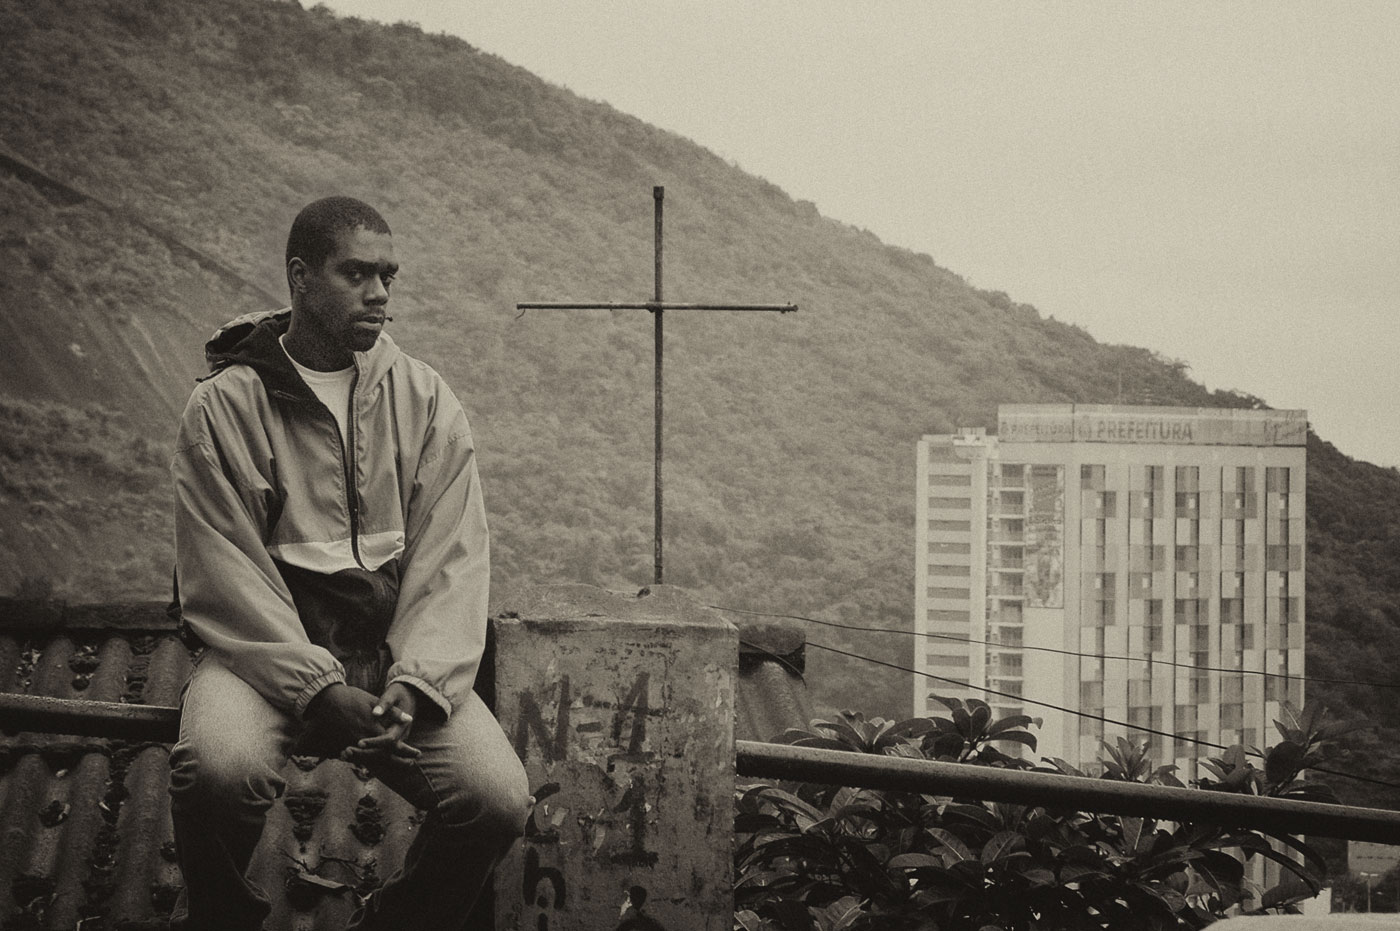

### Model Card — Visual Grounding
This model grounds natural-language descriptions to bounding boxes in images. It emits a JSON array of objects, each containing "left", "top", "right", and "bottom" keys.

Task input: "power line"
[
  {"left": 805, "top": 639, "right": 1400, "bottom": 793},
  {"left": 710, "top": 604, "right": 1400, "bottom": 691},
  {"left": 805, "top": 639, "right": 1227, "bottom": 753}
]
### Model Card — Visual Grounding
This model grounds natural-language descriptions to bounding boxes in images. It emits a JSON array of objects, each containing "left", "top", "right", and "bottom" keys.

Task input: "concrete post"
[{"left": 491, "top": 584, "right": 737, "bottom": 931}]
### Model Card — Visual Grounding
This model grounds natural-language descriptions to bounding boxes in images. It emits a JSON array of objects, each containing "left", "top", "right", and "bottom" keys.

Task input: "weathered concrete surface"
[{"left": 491, "top": 584, "right": 737, "bottom": 931}]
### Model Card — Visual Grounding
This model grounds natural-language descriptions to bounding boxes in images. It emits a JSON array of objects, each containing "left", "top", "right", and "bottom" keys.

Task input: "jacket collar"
[{"left": 202, "top": 307, "right": 402, "bottom": 397}]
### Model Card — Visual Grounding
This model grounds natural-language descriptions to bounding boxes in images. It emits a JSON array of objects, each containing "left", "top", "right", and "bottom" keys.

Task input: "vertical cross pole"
[
  {"left": 653, "top": 186, "right": 664, "bottom": 584},
  {"left": 516, "top": 190, "right": 796, "bottom": 588}
]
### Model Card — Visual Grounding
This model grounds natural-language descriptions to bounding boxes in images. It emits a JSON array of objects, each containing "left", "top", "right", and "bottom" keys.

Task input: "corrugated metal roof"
[{"left": 0, "top": 599, "right": 810, "bottom": 929}]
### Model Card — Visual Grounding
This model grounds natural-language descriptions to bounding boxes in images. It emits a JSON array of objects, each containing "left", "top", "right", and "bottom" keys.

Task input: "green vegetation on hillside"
[
  {"left": 0, "top": 397, "right": 171, "bottom": 599},
  {"left": 2, "top": 0, "right": 1397, "bottom": 810}
]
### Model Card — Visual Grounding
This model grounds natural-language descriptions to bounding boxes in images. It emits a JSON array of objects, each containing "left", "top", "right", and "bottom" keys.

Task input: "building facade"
[{"left": 914, "top": 404, "right": 1307, "bottom": 770}]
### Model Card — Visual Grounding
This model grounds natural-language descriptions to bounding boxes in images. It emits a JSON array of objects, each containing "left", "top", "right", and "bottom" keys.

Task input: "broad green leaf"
[
  {"left": 969, "top": 703, "right": 992, "bottom": 737},
  {"left": 1242, "top": 843, "right": 1322, "bottom": 895},
  {"left": 987, "top": 729, "right": 1038, "bottom": 750},
  {"left": 980, "top": 830, "right": 1025, "bottom": 864},
  {"left": 926, "top": 827, "right": 974, "bottom": 862},
  {"left": 1119, "top": 815, "right": 1144, "bottom": 853},
  {"left": 942, "top": 803, "right": 1000, "bottom": 831},
  {"left": 888, "top": 853, "right": 944, "bottom": 870},
  {"left": 986, "top": 714, "right": 1035, "bottom": 736},
  {"left": 953, "top": 706, "right": 973, "bottom": 739},
  {"left": 734, "top": 910, "right": 768, "bottom": 931}
]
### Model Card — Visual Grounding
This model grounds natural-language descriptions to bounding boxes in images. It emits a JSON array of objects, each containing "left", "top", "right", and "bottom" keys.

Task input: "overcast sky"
[{"left": 323, "top": 1, "right": 1400, "bottom": 467}]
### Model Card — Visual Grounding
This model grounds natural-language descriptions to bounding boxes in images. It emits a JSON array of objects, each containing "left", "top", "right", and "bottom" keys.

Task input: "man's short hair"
[{"left": 285, "top": 196, "right": 391, "bottom": 273}]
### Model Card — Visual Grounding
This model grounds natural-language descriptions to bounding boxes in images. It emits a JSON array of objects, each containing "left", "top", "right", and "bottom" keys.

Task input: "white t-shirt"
[{"left": 281, "top": 335, "right": 356, "bottom": 451}]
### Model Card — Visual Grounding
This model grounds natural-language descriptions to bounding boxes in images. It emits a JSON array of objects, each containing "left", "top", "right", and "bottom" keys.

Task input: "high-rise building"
[{"left": 914, "top": 404, "right": 1307, "bottom": 770}]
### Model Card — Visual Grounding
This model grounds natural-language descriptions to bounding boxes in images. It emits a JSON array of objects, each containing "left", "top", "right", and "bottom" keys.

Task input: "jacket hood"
[{"left": 203, "top": 307, "right": 403, "bottom": 395}]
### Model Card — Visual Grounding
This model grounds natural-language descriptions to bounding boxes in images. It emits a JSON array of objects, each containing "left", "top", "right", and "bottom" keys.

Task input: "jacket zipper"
[
  {"left": 269, "top": 345, "right": 366, "bottom": 570},
  {"left": 344, "top": 362, "right": 365, "bottom": 569}
]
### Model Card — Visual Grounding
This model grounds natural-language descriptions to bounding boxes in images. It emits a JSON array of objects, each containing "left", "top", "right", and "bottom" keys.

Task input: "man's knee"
[
  {"left": 168, "top": 738, "right": 286, "bottom": 815},
  {"left": 441, "top": 761, "right": 531, "bottom": 842}
]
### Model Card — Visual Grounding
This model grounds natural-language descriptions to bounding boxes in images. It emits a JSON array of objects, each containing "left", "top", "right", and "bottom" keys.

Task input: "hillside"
[{"left": 2, "top": 0, "right": 1398, "bottom": 810}]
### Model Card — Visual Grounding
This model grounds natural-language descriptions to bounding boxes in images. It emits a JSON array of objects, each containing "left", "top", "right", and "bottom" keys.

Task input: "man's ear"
[{"left": 287, "top": 257, "right": 308, "bottom": 295}]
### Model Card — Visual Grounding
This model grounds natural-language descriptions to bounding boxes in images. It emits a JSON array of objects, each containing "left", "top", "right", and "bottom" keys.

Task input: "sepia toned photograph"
[{"left": 1, "top": 2, "right": 1397, "bottom": 928}]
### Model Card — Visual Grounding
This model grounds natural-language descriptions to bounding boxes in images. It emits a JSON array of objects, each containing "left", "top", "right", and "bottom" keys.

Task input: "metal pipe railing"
[
  {"left": 0, "top": 693, "right": 179, "bottom": 743},
  {"left": 5, "top": 694, "right": 1397, "bottom": 845},
  {"left": 737, "top": 740, "right": 1400, "bottom": 845}
]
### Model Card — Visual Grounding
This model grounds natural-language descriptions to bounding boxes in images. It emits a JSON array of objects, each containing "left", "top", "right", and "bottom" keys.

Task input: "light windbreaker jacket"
[{"left": 172, "top": 308, "right": 488, "bottom": 720}]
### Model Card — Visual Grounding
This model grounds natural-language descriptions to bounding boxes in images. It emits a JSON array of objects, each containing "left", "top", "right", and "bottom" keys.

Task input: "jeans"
[{"left": 168, "top": 656, "right": 530, "bottom": 931}]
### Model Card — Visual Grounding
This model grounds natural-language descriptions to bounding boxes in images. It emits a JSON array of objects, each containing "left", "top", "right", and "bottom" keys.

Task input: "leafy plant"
[{"left": 735, "top": 702, "right": 1339, "bottom": 930}]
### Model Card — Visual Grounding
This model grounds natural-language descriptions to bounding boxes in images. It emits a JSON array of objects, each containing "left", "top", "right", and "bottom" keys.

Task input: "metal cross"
[{"left": 517, "top": 186, "right": 796, "bottom": 585}]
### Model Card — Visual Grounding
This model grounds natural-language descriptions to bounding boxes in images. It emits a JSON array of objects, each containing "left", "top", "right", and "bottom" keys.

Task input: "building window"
[
  {"left": 1175, "top": 731, "right": 1208, "bottom": 752},
  {"left": 997, "top": 489, "right": 1025, "bottom": 511},
  {"left": 927, "top": 654, "right": 971, "bottom": 667},
  {"left": 1180, "top": 520, "right": 1200, "bottom": 545},
  {"left": 1127, "top": 679, "right": 1151, "bottom": 705},
  {"left": 1081, "top": 464, "right": 1106, "bottom": 490},
  {"left": 930, "top": 496, "right": 972, "bottom": 510},
  {"left": 1266, "top": 467, "right": 1291, "bottom": 493},
  {"left": 929, "top": 519, "right": 972, "bottom": 532},
  {"left": 1080, "top": 681, "right": 1105, "bottom": 706},
  {"left": 1229, "top": 522, "right": 1246, "bottom": 548}
]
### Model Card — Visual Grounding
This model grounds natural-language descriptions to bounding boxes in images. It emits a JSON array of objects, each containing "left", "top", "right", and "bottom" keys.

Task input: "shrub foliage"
[{"left": 734, "top": 699, "right": 1342, "bottom": 930}]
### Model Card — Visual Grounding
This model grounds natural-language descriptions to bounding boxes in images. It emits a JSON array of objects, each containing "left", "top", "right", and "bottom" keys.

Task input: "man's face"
[{"left": 294, "top": 227, "right": 398, "bottom": 366}]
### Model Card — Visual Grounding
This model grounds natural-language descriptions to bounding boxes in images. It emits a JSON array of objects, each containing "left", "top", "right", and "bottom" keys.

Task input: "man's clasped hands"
[{"left": 303, "top": 680, "right": 424, "bottom": 766}]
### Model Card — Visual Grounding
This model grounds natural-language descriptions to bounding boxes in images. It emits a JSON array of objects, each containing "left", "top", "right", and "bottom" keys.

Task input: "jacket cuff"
[
  {"left": 388, "top": 674, "right": 453, "bottom": 721},
  {"left": 294, "top": 668, "right": 347, "bottom": 719}
]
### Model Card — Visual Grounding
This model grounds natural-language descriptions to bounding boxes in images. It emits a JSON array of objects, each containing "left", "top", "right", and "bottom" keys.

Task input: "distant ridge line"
[{"left": 0, "top": 143, "right": 284, "bottom": 309}]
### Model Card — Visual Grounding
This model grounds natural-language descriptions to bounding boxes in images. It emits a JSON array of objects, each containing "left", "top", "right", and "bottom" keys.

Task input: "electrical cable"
[
  {"left": 804, "top": 639, "right": 1229, "bottom": 753},
  {"left": 710, "top": 604, "right": 1400, "bottom": 690},
  {"left": 804, "top": 639, "right": 1400, "bottom": 792}
]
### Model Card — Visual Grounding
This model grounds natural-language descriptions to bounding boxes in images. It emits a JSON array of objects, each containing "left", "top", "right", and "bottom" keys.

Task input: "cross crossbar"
[{"left": 518, "top": 302, "right": 797, "bottom": 313}]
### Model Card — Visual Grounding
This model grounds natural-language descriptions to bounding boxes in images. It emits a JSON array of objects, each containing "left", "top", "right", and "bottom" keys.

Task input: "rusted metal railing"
[
  {"left": 1, "top": 692, "right": 179, "bottom": 742},
  {"left": 736, "top": 740, "right": 1400, "bottom": 845},
  {"left": 4, "top": 692, "right": 1397, "bottom": 844}
]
